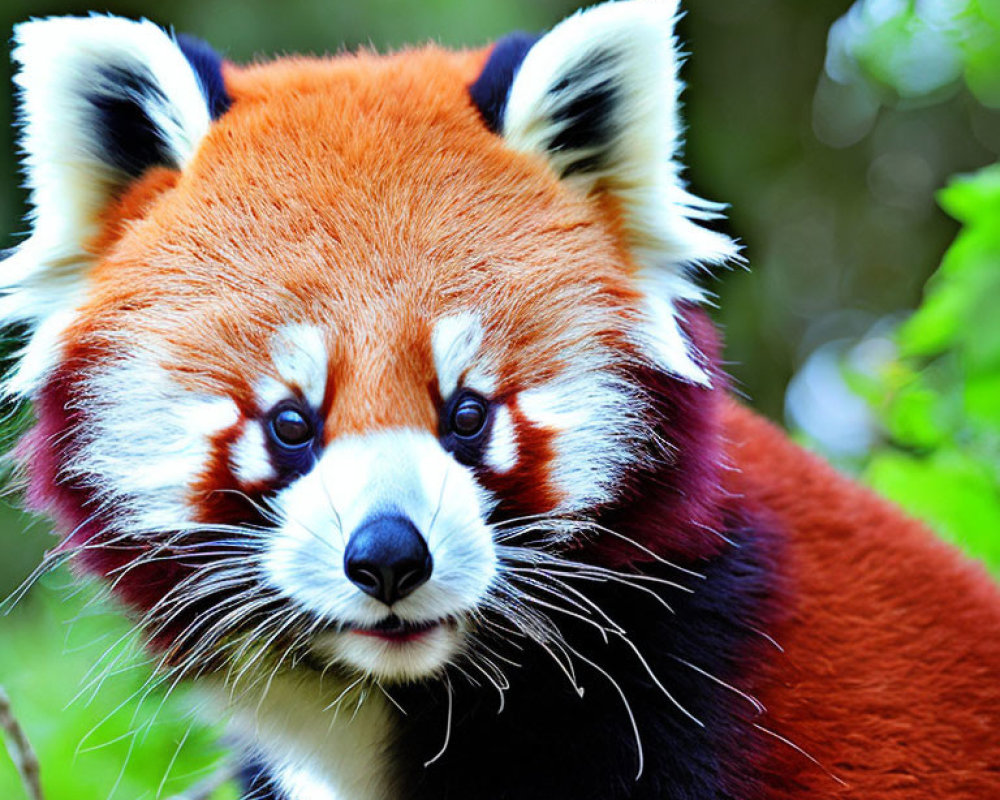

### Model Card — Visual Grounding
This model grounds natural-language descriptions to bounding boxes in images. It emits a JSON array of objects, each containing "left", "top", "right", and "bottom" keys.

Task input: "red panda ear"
[
  {"left": 0, "top": 16, "right": 228, "bottom": 396},
  {"left": 471, "top": 0, "right": 738, "bottom": 384}
]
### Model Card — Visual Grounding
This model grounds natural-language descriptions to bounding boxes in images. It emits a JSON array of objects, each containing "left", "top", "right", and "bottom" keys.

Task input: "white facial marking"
[
  {"left": 432, "top": 312, "right": 481, "bottom": 398},
  {"left": 271, "top": 323, "right": 329, "bottom": 408},
  {"left": 431, "top": 312, "right": 496, "bottom": 398},
  {"left": 250, "top": 323, "right": 329, "bottom": 468},
  {"left": 485, "top": 404, "right": 518, "bottom": 474},
  {"left": 231, "top": 423, "right": 276, "bottom": 484},
  {"left": 256, "top": 374, "right": 290, "bottom": 412},
  {"left": 73, "top": 354, "right": 239, "bottom": 533},
  {"left": 519, "top": 369, "right": 649, "bottom": 511},
  {"left": 264, "top": 429, "right": 496, "bottom": 681}
]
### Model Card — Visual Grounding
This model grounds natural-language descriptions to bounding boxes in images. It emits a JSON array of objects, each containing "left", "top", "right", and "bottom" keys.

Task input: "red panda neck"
[{"left": 592, "top": 306, "right": 731, "bottom": 566}]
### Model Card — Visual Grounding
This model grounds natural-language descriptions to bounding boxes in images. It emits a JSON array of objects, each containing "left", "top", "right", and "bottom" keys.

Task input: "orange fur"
[{"left": 73, "top": 46, "right": 639, "bottom": 441}]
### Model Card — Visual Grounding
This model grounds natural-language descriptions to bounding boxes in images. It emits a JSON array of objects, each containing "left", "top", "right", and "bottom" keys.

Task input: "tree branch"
[{"left": 0, "top": 686, "right": 43, "bottom": 800}]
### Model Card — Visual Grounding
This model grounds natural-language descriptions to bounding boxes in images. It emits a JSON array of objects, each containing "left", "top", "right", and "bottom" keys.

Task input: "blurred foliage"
[
  {"left": 827, "top": 0, "right": 1000, "bottom": 106},
  {"left": 851, "top": 164, "right": 1000, "bottom": 571},
  {"left": 812, "top": 1, "right": 1000, "bottom": 570},
  {"left": 685, "top": 0, "right": 1000, "bottom": 417},
  {"left": 0, "top": 575, "right": 238, "bottom": 799}
]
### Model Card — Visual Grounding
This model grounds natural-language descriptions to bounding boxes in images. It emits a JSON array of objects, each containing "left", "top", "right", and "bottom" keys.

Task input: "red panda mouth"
[{"left": 346, "top": 615, "right": 453, "bottom": 644}]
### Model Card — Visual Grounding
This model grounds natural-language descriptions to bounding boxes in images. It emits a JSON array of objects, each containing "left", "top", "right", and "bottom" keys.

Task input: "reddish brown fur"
[{"left": 723, "top": 403, "right": 1000, "bottom": 797}]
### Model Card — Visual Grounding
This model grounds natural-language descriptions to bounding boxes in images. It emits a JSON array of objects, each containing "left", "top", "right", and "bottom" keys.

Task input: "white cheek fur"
[
  {"left": 518, "top": 368, "right": 650, "bottom": 512},
  {"left": 71, "top": 353, "right": 239, "bottom": 533}
]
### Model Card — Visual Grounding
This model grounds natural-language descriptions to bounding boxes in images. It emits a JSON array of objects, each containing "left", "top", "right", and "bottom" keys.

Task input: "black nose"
[{"left": 344, "top": 514, "right": 433, "bottom": 606}]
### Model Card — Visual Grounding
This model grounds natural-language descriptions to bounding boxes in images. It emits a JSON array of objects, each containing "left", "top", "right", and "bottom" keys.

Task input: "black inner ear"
[
  {"left": 85, "top": 64, "right": 177, "bottom": 180},
  {"left": 81, "top": 35, "right": 231, "bottom": 184},
  {"left": 470, "top": 34, "right": 624, "bottom": 180},
  {"left": 469, "top": 31, "right": 539, "bottom": 133},
  {"left": 547, "top": 49, "right": 621, "bottom": 177},
  {"left": 176, "top": 34, "right": 232, "bottom": 120}
]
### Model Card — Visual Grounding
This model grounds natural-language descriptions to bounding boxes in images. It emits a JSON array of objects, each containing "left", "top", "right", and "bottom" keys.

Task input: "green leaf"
[
  {"left": 851, "top": 163, "right": 1000, "bottom": 575},
  {"left": 865, "top": 450, "right": 1000, "bottom": 571},
  {"left": 965, "top": 371, "right": 1000, "bottom": 427}
]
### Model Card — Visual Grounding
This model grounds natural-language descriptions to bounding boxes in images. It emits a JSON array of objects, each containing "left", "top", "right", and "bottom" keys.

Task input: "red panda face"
[{"left": 6, "top": 2, "right": 735, "bottom": 684}]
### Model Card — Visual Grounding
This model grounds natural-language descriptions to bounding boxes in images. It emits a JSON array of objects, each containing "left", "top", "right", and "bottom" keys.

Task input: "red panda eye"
[
  {"left": 270, "top": 407, "right": 314, "bottom": 448},
  {"left": 450, "top": 394, "right": 488, "bottom": 439}
]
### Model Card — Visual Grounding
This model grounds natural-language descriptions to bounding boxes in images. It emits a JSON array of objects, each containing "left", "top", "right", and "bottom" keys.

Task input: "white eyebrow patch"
[
  {"left": 231, "top": 423, "right": 276, "bottom": 484},
  {"left": 431, "top": 312, "right": 496, "bottom": 397},
  {"left": 257, "top": 323, "right": 329, "bottom": 410},
  {"left": 486, "top": 404, "right": 518, "bottom": 473}
]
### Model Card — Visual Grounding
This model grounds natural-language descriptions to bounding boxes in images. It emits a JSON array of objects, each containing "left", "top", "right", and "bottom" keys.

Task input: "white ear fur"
[
  {"left": 0, "top": 16, "right": 213, "bottom": 396},
  {"left": 502, "top": 0, "right": 738, "bottom": 384}
]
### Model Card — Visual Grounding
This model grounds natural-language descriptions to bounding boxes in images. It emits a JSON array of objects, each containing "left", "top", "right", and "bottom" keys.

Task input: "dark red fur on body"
[{"left": 724, "top": 404, "right": 1000, "bottom": 798}]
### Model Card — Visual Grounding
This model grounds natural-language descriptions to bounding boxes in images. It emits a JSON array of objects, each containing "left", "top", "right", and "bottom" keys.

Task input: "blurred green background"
[{"left": 0, "top": 0, "right": 997, "bottom": 798}]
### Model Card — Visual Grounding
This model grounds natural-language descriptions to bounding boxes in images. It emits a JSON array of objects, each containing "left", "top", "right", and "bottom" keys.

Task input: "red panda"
[{"left": 2, "top": 2, "right": 998, "bottom": 799}]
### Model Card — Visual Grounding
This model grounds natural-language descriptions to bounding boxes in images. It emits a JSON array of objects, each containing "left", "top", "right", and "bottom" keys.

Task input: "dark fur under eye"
[
  {"left": 270, "top": 407, "right": 313, "bottom": 448},
  {"left": 450, "top": 394, "right": 488, "bottom": 439}
]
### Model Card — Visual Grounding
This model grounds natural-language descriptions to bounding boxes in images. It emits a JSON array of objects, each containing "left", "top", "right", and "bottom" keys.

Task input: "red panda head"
[{"left": 4, "top": 1, "right": 736, "bottom": 683}]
